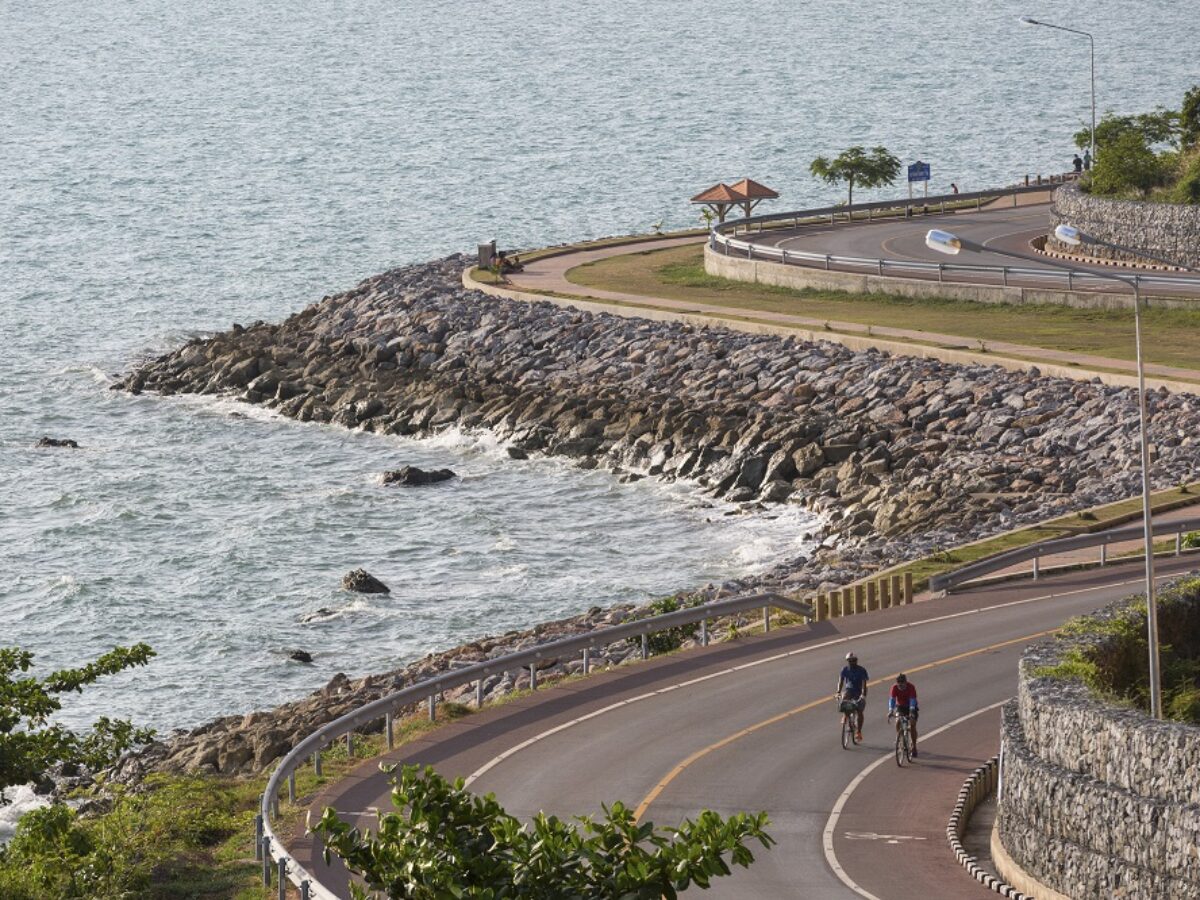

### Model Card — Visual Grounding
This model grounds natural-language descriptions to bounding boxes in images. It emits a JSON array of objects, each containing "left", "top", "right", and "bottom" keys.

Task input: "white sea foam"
[{"left": 0, "top": 785, "right": 50, "bottom": 845}]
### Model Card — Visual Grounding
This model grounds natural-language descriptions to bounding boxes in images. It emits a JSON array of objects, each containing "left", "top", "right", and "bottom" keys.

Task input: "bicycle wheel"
[
  {"left": 895, "top": 726, "right": 907, "bottom": 767},
  {"left": 841, "top": 715, "right": 852, "bottom": 750}
]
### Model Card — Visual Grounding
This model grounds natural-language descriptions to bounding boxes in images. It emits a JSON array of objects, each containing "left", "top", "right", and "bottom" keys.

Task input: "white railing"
[
  {"left": 709, "top": 188, "right": 1200, "bottom": 296},
  {"left": 256, "top": 591, "right": 811, "bottom": 899}
]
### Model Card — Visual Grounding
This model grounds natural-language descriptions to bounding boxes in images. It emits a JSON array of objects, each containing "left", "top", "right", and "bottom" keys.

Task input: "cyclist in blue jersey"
[{"left": 836, "top": 651, "right": 869, "bottom": 740}]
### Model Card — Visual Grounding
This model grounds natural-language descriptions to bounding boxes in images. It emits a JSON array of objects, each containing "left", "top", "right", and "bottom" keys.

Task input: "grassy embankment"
[{"left": 564, "top": 244, "right": 1200, "bottom": 374}]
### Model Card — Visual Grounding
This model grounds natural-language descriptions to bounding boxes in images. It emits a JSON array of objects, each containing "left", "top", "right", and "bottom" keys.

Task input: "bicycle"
[
  {"left": 890, "top": 711, "right": 914, "bottom": 766},
  {"left": 838, "top": 695, "right": 862, "bottom": 749}
]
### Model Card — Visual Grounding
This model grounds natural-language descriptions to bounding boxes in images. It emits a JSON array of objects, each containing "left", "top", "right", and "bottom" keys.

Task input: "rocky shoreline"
[{"left": 110, "top": 253, "right": 1200, "bottom": 778}]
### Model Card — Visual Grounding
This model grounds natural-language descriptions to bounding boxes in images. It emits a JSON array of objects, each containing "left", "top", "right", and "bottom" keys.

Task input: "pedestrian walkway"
[{"left": 487, "top": 237, "right": 1200, "bottom": 393}]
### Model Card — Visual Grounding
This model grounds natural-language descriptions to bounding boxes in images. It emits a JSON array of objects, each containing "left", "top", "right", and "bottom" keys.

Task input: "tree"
[
  {"left": 0, "top": 644, "right": 156, "bottom": 801},
  {"left": 809, "top": 146, "right": 901, "bottom": 212},
  {"left": 1075, "top": 107, "right": 1186, "bottom": 154},
  {"left": 1181, "top": 85, "right": 1200, "bottom": 149},
  {"left": 1088, "top": 130, "right": 1169, "bottom": 198},
  {"left": 312, "top": 764, "right": 775, "bottom": 899}
]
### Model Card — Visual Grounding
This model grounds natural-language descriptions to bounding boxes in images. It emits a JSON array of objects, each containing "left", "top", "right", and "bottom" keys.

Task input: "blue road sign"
[{"left": 908, "top": 161, "right": 931, "bottom": 182}]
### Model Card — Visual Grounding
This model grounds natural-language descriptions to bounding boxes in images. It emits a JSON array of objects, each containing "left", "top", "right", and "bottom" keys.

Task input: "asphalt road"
[
  {"left": 293, "top": 557, "right": 1199, "bottom": 899},
  {"left": 743, "top": 203, "right": 1200, "bottom": 296}
]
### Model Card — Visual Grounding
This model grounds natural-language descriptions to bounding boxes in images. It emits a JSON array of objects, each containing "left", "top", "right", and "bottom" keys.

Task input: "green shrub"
[
  {"left": 627, "top": 595, "right": 704, "bottom": 655},
  {"left": 0, "top": 776, "right": 245, "bottom": 899},
  {"left": 1184, "top": 531, "right": 1200, "bottom": 550}
]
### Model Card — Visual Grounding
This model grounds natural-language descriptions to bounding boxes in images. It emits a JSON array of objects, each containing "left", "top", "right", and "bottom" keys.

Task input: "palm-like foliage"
[{"left": 809, "top": 146, "right": 901, "bottom": 212}]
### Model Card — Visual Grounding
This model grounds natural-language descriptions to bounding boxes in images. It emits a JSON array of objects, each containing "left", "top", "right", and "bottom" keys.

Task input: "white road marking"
[
  {"left": 462, "top": 573, "right": 1159, "bottom": 787},
  {"left": 844, "top": 832, "right": 927, "bottom": 843},
  {"left": 821, "top": 700, "right": 1007, "bottom": 900}
]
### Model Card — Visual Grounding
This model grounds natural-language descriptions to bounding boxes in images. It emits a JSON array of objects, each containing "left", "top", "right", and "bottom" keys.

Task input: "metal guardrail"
[
  {"left": 929, "top": 517, "right": 1200, "bottom": 593},
  {"left": 256, "top": 591, "right": 811, "bottom": 899},
  {"left": 709, "top": 187, "right": 1200, "bottom": 295}
]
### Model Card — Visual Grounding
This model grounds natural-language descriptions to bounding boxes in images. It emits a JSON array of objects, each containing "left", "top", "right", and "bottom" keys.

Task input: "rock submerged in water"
[
  {"left": 289, "top": 649, "right": 314, "bottom": 664},
  {"left": 37, "top": 436, "right": 80, "bottom": 449},
  {"left": 342, "top": 568, "right": 390, "bottom": 594},
  {"left": 381, "top": 465, "right": 456, "bottom": 486}
]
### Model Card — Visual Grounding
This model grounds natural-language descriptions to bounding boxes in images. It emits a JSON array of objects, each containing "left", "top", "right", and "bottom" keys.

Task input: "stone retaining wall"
[
  {"left": 1049, "top": 182, "right": 1200, "bottom": 268},
  {"left": 996, "top": 583, "right": 1200, "bottom": 898}
]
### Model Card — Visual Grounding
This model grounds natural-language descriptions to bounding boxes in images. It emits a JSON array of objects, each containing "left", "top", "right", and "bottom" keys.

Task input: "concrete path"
[
  {"left": 289, "top": 554, "right": 1200, "bottom": 899},
  {"left": 493, "top": 214, "right": 1200, "bottom": 392}
]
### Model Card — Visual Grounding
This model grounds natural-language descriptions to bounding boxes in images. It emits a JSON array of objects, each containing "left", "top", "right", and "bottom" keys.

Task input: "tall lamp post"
[
  {"left": 1020, "top": 16, "right": 1096, "bottom": 164},
  {"left": 924, "top": 226, "right": 1183, "bottom": 719}
]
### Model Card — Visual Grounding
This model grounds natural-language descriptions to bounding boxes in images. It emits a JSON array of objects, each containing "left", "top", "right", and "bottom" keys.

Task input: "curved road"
[
  {"left": 743, "top": 202, "right": 1200, "bottom": 296},
  {"left": 289, "top": 556, "right": 1198, "bottom": 898}
]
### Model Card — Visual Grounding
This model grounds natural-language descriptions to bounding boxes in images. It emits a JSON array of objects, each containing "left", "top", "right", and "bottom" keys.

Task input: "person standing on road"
[
  {"left": 888, "top": 673, "right": 919, "bottom": 758},
  {"left": 836, "top": 652, "right": 869, "bottom": 741}
]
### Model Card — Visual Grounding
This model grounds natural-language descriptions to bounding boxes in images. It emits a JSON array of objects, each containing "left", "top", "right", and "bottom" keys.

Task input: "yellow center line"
[{"left": 632, "top": 628, "right": 1054, "bottom": 822}]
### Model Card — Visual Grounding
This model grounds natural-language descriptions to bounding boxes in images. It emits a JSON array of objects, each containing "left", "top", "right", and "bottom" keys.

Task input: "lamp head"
[
  {"left": 1054, "top": 224, "right": 1084, "bottom": 246},
  {"left": 1019, "top": 15, "right": 1040, "bottom": 25},
  {"left": 925, "top": 229, "right": 963, "bottom": 256}
]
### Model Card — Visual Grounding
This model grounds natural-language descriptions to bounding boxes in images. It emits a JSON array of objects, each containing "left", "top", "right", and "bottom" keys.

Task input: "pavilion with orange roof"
[{"left": 691, "top": 178, "right": 779, "bottom": 222}]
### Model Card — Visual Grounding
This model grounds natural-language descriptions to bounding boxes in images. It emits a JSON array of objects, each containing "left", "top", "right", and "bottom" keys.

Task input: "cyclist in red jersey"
[{"left": 887, "top": 673, "right": 919, "bottom": 758}]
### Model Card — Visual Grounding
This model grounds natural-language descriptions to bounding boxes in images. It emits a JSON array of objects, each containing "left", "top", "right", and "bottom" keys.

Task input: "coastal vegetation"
[
  {"left": 809, "top": 145, "right": 901, "bottom": 211},
  {"left": 565, "top": 243, "right": 1200, "bottom": 372},
  {"left": 0, "top": 644, "right": 156, "bottom": 800},
  {"left": 311, "top": 764, "right": 774, "bottom": 899},
  {"left": 1034, "top": 578, "right": 1200, "bottom": 723},
  {"left": 1076, "top": 85, "right": 1200, "bottom": 203}
]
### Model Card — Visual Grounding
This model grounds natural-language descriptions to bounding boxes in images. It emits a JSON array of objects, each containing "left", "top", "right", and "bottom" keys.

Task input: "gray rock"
[
  {"left": 342, "top": 569, "right": 390, "bottom": 594},
  {"left": 382, "top": 465, "right": 456, "bottom": 486}
]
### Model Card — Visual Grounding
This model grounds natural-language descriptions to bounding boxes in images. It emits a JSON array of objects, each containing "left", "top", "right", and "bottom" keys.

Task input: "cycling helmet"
[
  {"left": 897, "top": 673, "right": 907, "bottom": 684},
  {"left": 845, "top": 651, "right": 857, "bottom": 662}
]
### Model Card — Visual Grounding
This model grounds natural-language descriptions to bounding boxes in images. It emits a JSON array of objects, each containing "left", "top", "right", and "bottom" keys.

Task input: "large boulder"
[
  {"left": 382, "top": 465, "right": 456, "bottom": 486},
  {"left": 37, "top": 436, "right": 80, "bottom": 449},
  {"left": 342, "top": 569, "right": 390, "bottom": 594}
]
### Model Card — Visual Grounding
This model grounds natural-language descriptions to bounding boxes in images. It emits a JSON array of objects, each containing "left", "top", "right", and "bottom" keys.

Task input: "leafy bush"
[
  {"left": 0, "top": 776, "right": 245, "bottom": 899},
  {"left": 626, "top": 595, "right": 705, "bottom": 655},
  {"left": 313, "top": 764, "right": 774, "bottom": 899},
  {"left": 1089, "top": 131, "right": 1169, "bottom": 198},
  {"left": 1184, "top": 531, "right": 1200, "bottom": 550}
]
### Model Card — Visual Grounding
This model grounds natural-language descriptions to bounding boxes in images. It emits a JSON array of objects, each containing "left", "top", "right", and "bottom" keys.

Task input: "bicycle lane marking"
[
  {"left": 631, "top": 629, "right": 1051, "bottom": 821},
  {"left": 463, "top": 574, "right": 1151, "bottom": 790},
  {"left": 821, "top": 700, "right": 1007, "bottom": 900}
]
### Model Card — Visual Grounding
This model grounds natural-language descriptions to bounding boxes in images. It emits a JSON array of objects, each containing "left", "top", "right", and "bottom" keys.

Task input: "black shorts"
[{"left": 896, "top": 707, "right": 918, "bottom": 721}]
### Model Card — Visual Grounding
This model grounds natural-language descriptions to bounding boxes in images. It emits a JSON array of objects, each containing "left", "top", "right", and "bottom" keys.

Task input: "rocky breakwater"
[{"left": 111, "top": 254, "right": 1200, "bottom": 775}]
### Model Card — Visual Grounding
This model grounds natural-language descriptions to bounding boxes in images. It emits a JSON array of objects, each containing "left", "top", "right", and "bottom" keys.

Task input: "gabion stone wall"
[
  {"left": 1048, "top": 182, "right": 1200, "bottom": 268},
  {"left": 997, "top": 590, "right": 1200, "bottom": 899}
]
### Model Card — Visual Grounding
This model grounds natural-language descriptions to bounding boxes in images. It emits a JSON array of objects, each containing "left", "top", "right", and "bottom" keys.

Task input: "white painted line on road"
[
  {"left": 821, "top": 700, "right": 1007, "bottom": 900},
  {"left": 462, "top": 573, "right": 1161, "bottom": 788}
]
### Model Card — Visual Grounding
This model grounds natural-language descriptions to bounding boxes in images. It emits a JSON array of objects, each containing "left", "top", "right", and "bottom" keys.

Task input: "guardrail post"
[
  {"left": 428, "top": 694, "right": 436, "bottom": 720},
  {"left": 1176, "top": 532, "right": 1183, "bottom": 556},
  {"left": 891, "top": 574, "right": 905, "bottom": 605},
  {"left": 313, "top": 749, "right": 322, "bottom": 777},
  {"left": 277, "top": 859, "right": 287, "bottom": 900},
  {"left": 866, "top": 581, "right": 877, "bottom": 611},
  {"left": 255, "top": 814, "right": 263, "bottom": 861},
  {"left": 879, "top": 578, "right": 891, "bottom": 608},
  {"left": 781, "top": 249, "right": 787, "bottom": 264},
  {"left": 937, "top": 263, "right": 944, "bottom": 283},
  {"left": 903, "top": 572, "right": 913, "bottom": 603},
  {"left": 641, "top": 633, "right": 649, "bottom": 660},
  {"left": 346, "top": 731, "right": 353, "bottom": 755},
  {"left": 288, "top": 770, "right": 296, "bottom": 803},
  {"left": 385, "top": 712, "right": 395, "bottom": 749},
  {"left": 262, "top": 837, "right": 272, "bottom": 886},
  {"left": 700, "top": 619, "right": 709, "bottom": 646},
  {"left": 841, "top": 587, "right": 854, "bottom": 616},
  {"left": 747, "top": 244, "right": 753, "bottom": 260},
  {"left": 530, "top": 664, "right": 538, "bottom": 691},
  {"left": 762, "top": 606, "right": 770, "bottom": 632},
  {"left": 1100, "top": 542, "right": 1108, "bottom": 566},
  {"left": 1001, "top": 266, "right": 1008, "bottom": 286},
  {"left": 477, "top": 678, "right": 485, "bottom": 707},
  {"left": 824, "top": 254, "right": 831, "bottom": 271},
  {"left": 1067, "top": 270, "right": 1073, "bottom": 290},
  {"left": 1032, "top": 553, "right": 1040, "bottom": 580},
  {"left": 854, "top": 584, "right": 866, "bottom": 614},
  {"left": 877, "top": 258, "right": 883, "bottom": 276},
  {"left": 271, "top": 793, "right": 279, "bottom": 818}
]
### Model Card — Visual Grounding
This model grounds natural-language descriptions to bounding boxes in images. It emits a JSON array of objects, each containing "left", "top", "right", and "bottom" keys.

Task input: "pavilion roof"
[
  {"left": 727, "top": 178, "right": 779, "bottom": 199},
  {"left": 690, "top": 182, "right": 743, "bottom": 203}
]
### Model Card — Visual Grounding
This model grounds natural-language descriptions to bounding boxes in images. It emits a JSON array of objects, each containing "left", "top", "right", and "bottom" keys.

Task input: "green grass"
[{"left": 565, "top": 244, "right": 1200, "bottom": 372}]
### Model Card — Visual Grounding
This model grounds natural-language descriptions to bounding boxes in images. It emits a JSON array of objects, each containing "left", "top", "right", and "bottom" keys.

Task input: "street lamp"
[
  {"left": 926, "top": 226, "right": 1165, "bottom": 717},
  {"left": 1020, "top": 16, "right": 1096, "bottom": 165}
]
